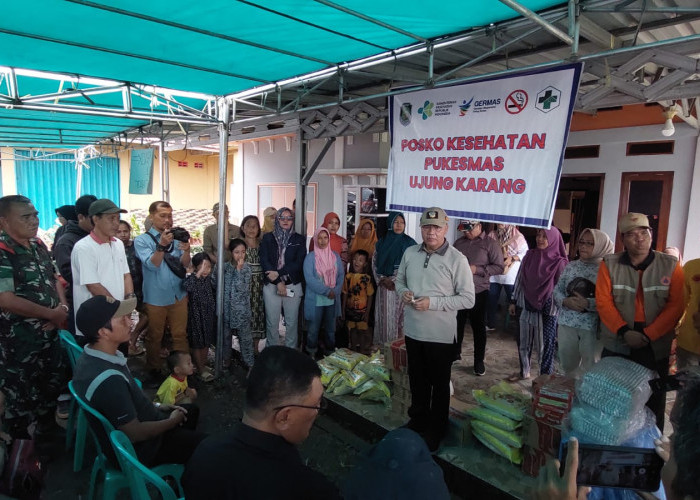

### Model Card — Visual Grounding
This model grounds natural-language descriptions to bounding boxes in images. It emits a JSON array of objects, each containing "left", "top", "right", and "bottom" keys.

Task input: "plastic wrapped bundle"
[
  {"left": 569, "top": 403, "right": 654, "bottom": 446},
  {"left": 576, "top": 357, "right": 654, "bottom": 418}
]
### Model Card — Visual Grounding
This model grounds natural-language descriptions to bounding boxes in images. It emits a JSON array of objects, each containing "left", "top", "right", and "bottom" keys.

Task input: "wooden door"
[{"left": 616, "top": 172, "right": 673, "bottom": 252}]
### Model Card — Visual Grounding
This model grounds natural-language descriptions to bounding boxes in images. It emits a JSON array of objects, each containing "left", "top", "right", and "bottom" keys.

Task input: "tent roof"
[
  {"left": 1, "top": 0, "right": 699, "bottom": 150},
  {"left": 1, "top": 0, "right": 561, "bottom": 95}
]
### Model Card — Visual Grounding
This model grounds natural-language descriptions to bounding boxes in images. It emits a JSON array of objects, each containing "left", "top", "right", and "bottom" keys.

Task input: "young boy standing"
[{"left": 342, "top": 250, "right": 375, "bottom": 355}]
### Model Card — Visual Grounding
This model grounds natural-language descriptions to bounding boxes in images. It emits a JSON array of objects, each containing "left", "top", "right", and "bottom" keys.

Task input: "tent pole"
[
  {"left": 296, "top": 132, "right": 307, "bottom": 237},
  {"left": 159, "top": 142, "right": 169, "bottom": 202},
  {"left": 214, "top": 98, "right": 231, "bottom": 377}
]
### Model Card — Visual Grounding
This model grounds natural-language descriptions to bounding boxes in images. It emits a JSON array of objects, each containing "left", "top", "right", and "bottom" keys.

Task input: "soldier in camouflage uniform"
[{"left": 0, "top": 195, "right": 69, "bottom": 442}]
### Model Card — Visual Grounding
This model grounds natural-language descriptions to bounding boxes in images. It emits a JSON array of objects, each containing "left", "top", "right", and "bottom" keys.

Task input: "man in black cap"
[{"left": 72, "top": 295, "right": 206, "bottom": 466}]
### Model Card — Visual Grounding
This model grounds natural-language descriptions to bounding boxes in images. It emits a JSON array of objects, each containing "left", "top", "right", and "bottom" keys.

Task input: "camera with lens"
[{"left": 170, "top": 227, "right": 191, "bottom": 243}]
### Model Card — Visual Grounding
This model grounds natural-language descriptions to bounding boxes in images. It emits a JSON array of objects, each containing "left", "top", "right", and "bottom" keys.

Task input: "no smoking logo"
[{"left": 505, "top": 90, "right": 528, "bottom": 114}]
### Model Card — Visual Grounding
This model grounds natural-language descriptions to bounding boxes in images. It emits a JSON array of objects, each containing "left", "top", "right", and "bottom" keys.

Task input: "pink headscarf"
[
  {"left": 313, "top": 227, "right": 337, "bottom": 288},
  {"left": 521, "top": 227, "right": 568, "bottom": 310}
]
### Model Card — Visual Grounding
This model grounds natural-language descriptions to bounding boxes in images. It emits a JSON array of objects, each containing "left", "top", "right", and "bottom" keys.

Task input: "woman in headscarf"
[
  {"left": 303, "top": 227, "right": 344, "bottom": 358},
  {"left": 261, "top": 206, "right": 277, "bottom": 235},
  {"left": 507, "top": 227, "right": 568, "bottom": 381},
  {"left": 53, "top": 204, "right": 77, "bottom": 247},
  {"left": 309, "top": 212, "right": 349, "bottom": 267},
  {"left": 553, "top": 228, "right": 613, "bottom": 378},
  {"left": 350, "top": 218, "right": 378, "bottom": 260},
  {"left": 259, "top": 207, "right": 306, "bottom": 349},
  {"left": 486, "top": 224, "right": 528, "bottom": 330},
  {"left": 373, "top": 212, "right": 416, "bottom": 344}
]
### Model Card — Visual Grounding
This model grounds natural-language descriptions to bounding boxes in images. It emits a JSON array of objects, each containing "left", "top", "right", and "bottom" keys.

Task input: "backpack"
[{"left": 0, "top": 438, "right": 45, "bottom": 499}]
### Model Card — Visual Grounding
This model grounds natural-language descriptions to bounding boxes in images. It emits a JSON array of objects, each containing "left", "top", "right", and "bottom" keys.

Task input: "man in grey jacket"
[{"left": 396, "top": 207, "right": 475, "bottom": 452}]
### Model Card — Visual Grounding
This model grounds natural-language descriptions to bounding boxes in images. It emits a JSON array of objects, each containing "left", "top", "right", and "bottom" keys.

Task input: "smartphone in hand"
[{"left": 560, "top": 441, "right": 663, "bottom": 492}]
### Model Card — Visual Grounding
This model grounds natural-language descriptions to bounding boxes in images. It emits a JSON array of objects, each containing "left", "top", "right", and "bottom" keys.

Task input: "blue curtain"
[{"left": 14, "top": 150, "right": 120, "bottom": 230}]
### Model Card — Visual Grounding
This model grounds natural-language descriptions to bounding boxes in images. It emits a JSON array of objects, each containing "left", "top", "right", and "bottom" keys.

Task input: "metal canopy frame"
[
  {"left": 0, "top": 68, "right": 218, "bottom": 150},
  {"left": 223, "top": 0, "right": 700, "bottom": 126}
]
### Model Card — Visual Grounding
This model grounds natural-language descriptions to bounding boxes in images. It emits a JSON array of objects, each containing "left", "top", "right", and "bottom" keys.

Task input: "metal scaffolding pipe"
[
  {"left": 214, "top": 98, "right": 231, "bottom": 377},
  {"left": 498, "top": 0, "right": 573, "bottom": 45}
]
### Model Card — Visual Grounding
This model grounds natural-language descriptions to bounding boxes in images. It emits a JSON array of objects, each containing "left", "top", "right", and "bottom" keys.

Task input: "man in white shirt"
[{"left": 71, "top": 199, "right": 133, "bottom": 343}]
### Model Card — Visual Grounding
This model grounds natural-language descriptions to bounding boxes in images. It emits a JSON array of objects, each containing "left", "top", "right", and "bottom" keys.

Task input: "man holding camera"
[{"left": 134, "top": 201, "right": 191, "bottom": 387}]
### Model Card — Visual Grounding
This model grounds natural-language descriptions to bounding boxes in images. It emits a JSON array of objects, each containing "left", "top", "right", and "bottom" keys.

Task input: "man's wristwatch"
[
  {"left": 156, "top": 244, "right": 167, "bottom": 252},
  {"left": 125, "top": 293, "right": 136, "bottom": 299}
]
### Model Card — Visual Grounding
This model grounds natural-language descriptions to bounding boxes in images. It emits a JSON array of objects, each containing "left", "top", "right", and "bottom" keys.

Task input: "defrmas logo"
[
  {"left": 418, "top": 100, "right": 434, "bottom": 120},
  {"left": 459, "top": 97, "right": 474, "bottom": 116}
]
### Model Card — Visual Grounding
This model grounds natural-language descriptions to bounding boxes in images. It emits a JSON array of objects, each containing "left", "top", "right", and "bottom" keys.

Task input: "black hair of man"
[
  {"left": 75, "top": 195, "right": 98, "bottom": 217},
  {"left": 0, "top": 195, "right": 31, "bottom": 218},
  {"left": 228, "top": 238, "right": 247, "bottom": 252},
  {"left": 148, "top": 200, "right": 172, "bottom": 215},
  {"left": 191, "top": 252, "right": 211, "bottom": 270},
  {"left": 671, "top": 369, "right": 700, "bottom": 497},
  {"left": 245, "top": 346, "right": 321, "bottom": 415},
  {"left": 166, "top": 350, "right": 189, "bottom": 373}
]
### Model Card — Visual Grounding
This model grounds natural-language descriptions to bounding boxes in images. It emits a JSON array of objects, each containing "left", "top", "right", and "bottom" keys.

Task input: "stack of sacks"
[
  {"left": 467, "top": 383, "right": 529, "bottom": 464},
  {"left": 569, "top": 357, "right": 655, "bottom": 445},
  {"left": 319, "top": 349, "right": 392, "bottom": 405},
  {"left": 522, "top": 375, "right": 576, "bottom": 477},
  {"left": 384, "top": 339, "right": 411, "bottom": 413}
]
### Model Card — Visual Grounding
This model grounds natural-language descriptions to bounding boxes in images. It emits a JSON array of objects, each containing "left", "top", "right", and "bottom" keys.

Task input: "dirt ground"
[{"left": 41, "top": 305, "right": 674, "bottom": 498}]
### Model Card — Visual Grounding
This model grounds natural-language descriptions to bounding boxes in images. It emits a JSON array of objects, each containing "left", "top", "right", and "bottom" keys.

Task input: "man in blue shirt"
[{"left": 134, "top": 201, "right": 191, "bottom": 386}]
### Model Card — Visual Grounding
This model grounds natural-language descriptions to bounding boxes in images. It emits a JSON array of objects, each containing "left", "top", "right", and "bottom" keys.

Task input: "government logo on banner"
[{"left": 387, "top": 63, "right": 582, "bottom": 228}]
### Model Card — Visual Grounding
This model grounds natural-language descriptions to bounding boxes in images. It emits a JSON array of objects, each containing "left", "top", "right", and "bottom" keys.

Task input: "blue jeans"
[
  {"left": 306, "top": 305, "right": 336, "bottom": 355},
  {"left": 487, "top": 282, "right": 514, "bottom": 328}
]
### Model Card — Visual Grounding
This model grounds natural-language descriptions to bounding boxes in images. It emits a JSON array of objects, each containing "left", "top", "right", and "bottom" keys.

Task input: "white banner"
[{"left": 387, "top": 63, "right": 582, "bottom": 228}]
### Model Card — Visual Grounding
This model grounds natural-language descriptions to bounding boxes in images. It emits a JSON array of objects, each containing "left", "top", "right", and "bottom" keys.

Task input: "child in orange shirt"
[{"left": 342, "top": 250, "right": 375, "bottom": 355}]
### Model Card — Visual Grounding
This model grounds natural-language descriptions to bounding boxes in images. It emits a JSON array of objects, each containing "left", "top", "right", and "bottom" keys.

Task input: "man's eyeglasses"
[
  {"left": 278, "top": 216, "right": 294, "bottom": 221},
  {"left": 273, "top": 398, "right": 327, "bottom": 413}
]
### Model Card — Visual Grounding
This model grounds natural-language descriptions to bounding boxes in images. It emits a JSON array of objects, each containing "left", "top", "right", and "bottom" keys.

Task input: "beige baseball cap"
[
  {"left": 618, "top": 213, "right": 651, "bottom": 234},
  {"left": 420, "top": 207, "right": 449, "bottom": 227}
]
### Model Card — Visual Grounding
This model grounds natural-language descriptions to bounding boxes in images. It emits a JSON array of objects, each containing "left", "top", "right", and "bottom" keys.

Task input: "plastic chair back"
[
  {"left": 68, "top": 380, "right": 115, "bottom": 459},
  {"left": 109, "top": 431, "right": 182, "bottom": 500},
  {"left": 59, "top": 330, "right": 83, "bottom": 368}
]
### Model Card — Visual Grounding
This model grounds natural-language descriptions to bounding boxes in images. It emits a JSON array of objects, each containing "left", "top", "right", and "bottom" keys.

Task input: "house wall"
[
  {"left": 117, "top": 148, "right": 236, "bottom": 220},
  {"left": 239, "top": 135, "right": 337, "bottom": 234},
  {"left": 562, "top": 123, "right": 699, "bottom": 260}
]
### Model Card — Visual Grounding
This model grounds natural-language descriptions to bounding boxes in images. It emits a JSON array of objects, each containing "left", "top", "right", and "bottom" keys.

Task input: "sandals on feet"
[
  {"left": 506, "top": 373, "right": 530, "bottom": 383},
  {"left": 128, "top": 344, "right": 145, "bottom": 357},
  {"left": 198, "top": 369, "right": 215, "bottom": 383}
]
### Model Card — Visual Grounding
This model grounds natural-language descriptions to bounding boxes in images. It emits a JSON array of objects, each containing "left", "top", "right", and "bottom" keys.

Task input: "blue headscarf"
[{"left": 374, "top": 212, "right": 416, "bottom": 276}]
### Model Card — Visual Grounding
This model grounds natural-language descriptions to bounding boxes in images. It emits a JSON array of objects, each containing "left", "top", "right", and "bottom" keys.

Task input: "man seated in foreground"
[
  {"left": 72, "top": 295, "right": 206, "bottom": 466},
  {"left": 182, "top": 346, "right": 341, "bottom": 499}
]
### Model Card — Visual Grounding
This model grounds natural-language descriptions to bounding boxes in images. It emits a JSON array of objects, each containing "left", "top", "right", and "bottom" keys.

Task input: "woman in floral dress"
[{"left": 241, "top": 215, "right": 265, "bottom": 352}]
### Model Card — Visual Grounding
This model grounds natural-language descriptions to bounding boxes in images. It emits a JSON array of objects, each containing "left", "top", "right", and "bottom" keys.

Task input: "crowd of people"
[{"left": 0, "top": 191, "right": 699, "bottom": 498}]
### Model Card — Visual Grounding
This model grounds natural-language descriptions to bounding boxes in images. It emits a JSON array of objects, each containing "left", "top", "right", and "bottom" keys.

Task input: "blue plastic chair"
[
  {"left": 59, "top": 330, "right": 86, "bottom": 471},
  {"left": 68, "top": 381, "right": 182, "bottom": 500},
  {"left": 110, "top": 430, "right": 184, "bottom": 500}
]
